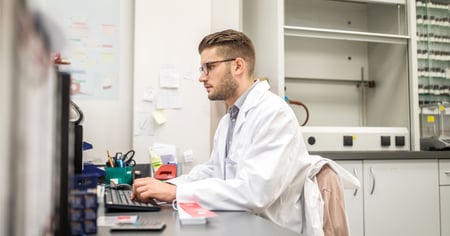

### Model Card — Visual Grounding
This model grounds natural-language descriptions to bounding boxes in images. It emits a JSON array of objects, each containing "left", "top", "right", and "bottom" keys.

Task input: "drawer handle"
[
  {"left": 370, "top": 167, "right": 376, "bottom": 195},
  {"left": 353, "top": 168, "right": 358, "bottom": 196},
  {"left": 445, "top": 171, "right": 450, "bottom": 175}
]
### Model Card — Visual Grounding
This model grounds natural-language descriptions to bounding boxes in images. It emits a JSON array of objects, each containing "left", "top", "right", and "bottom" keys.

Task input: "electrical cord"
[{"left": 285, "top": 96, "right": 309, "bottom": 126}]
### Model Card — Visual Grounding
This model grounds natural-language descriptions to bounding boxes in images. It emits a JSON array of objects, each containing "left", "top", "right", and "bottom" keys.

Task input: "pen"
[
  {"left": 108, "top": 157, "right": 115, "bottom": 168},
  {"left": 107, "top": 150, "right": 115, "bottom": 167},
  {"left": 117, "top": 159, "right": 124, "bottom": 168}
]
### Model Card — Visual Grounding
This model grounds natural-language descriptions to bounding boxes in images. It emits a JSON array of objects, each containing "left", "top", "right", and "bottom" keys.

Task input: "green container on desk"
[{"left": 105, "top": 166, "right": 133, "bottom": 187}]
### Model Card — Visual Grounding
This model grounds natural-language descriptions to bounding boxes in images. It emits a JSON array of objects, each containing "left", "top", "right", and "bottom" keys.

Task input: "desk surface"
[{"left": 97, "top": 205, "right": 298, "bottom": 236}]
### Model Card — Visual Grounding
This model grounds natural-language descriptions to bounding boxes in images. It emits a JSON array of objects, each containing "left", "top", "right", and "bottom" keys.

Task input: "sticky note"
[{"left": 152, "top": 110, "right": 167, "bottom": 125}]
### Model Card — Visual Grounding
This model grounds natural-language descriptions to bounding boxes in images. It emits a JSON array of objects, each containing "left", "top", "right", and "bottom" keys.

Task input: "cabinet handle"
[
  {"left": 445, "top": 171, "right": 450, "bottom": 175},
  {"left": 353, "top": 168, "right": 358, "bottom": 196},
  {"left": 370, "top": 167, "right": 376, "bottom": 195}
]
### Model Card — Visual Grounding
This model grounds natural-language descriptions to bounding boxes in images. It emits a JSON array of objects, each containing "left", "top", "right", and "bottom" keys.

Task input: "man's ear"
[{"left": 233, "top": 57, "right": 246, "bottom": 75}]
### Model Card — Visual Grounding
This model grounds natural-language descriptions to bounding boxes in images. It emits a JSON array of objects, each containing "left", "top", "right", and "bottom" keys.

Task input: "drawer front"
[{"left": 440, "top": 160, "right": 450, "bottom": 185}]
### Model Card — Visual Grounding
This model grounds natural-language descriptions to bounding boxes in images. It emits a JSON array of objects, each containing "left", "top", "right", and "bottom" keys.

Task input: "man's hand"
[{"left": 131, "top": 177, "right": 176, "bottom": 203}]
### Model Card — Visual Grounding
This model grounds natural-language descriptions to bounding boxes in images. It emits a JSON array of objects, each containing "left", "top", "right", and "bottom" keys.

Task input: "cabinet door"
[
  {"left": 441, "top": 186, "right": 450, "bottom": 236},
  {"left": 336, "top": 160, "right": 364, "bottom": 236},
  {"left": 363, "top": 160, "right": 440, "bottom": 236},
  {"left": 440, "top": 160, "right": 450, "bottom": 236}
]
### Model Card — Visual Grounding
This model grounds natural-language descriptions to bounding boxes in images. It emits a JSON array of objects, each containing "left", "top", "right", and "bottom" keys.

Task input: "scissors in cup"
[{"left": 122, "top": 150, "right": 136, "bottom": 167}]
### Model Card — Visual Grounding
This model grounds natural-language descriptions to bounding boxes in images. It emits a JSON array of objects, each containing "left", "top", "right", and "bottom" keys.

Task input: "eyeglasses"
[{"left": 199, "top": 58, "right": 236, "bottom": 76}]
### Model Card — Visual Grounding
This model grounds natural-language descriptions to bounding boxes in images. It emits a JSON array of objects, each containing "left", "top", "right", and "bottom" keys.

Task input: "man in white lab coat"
[{"left": 131, "top": 29, "right": 347, "bottom": 234}]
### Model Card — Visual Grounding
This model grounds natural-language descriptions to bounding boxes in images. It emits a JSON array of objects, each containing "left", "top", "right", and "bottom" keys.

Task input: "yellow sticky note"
[
  {"left": 152, "top": 110, "right": 167, "bottom": 125},
  {"left": 427, "top": 115, "right": 435, "bottom": 123}
]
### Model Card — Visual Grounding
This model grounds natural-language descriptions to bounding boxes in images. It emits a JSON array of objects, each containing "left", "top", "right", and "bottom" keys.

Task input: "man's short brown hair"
[{"left": 198, "top": 29, "right": 255, "bottom": 76}]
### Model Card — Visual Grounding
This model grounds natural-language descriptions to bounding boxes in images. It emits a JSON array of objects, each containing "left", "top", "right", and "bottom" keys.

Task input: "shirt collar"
[{"left": 232, "top": 80, "right": 260, "bottom": 111}]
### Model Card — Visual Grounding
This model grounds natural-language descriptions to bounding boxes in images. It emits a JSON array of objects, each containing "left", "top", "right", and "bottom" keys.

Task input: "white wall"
[{"left": 133, "top": 0, "right": 212, "bottom": 171}]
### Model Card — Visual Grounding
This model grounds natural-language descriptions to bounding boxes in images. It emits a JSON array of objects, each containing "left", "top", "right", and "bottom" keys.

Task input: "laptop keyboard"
[{"left": 104, "top": 188, "right": 161, "bottom": 212}]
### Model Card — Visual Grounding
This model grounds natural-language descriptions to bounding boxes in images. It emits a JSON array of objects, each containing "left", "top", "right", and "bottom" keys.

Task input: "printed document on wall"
[
  {"left": 134, "top": 109, "right": 154, "bottom": 136},
  {"left": 156, "top": 90, "right": 182, "bottom": 109},
  {"left": 159, "top": 64, "right": 180, "bottom": 88}
]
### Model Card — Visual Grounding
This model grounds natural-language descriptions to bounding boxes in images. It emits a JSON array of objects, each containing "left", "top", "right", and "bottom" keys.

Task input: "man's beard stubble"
[{"left": 208, "top": 71, "right": 238, "bottom": 101}]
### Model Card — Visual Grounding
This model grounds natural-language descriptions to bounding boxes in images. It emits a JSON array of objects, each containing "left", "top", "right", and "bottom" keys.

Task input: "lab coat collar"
[{"left": 235, "top": 80, "right": 270, "bottom": 123}]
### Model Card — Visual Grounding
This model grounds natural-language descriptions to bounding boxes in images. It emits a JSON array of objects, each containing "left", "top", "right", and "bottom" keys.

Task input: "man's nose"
[{"left": 198, "top": 74, "right": 207, "bottom": 83}]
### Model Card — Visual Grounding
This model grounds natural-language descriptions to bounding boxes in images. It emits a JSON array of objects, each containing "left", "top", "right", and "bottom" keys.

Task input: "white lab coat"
[
  {"left": 300, "top": 155, "right": 360, "bottom": 236},
  {"left": 168, "top": 80, "right": 359, "bottom": 234}
]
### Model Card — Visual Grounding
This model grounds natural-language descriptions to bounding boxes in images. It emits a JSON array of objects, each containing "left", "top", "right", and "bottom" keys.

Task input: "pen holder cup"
[{"left": 105, "top": 166, "right": 133, "bottom": 187}]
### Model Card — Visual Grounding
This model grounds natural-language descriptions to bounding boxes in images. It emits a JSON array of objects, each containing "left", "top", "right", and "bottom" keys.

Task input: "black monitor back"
[{"left": 54, "top": 71, "right": 72, "bottom": 235}]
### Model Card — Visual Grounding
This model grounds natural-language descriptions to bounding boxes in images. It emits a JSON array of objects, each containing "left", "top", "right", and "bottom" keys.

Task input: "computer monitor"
[{"left": 53, "top": 71, "right": 72, "bottom": 235}]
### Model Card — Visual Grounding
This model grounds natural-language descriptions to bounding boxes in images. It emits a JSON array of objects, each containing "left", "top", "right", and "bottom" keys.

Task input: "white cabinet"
[
  {"left": 441, "top": 186, "right": 450, "bottom": 236},
  {"left": 241, "top": 0, "right": 421, "bottom": 150},
  {"left": 439, "top": 160, "right": 450, "bottom": 236},
  {"left": 337, "top": 159, "right": 440, "bottom": 236},
  {"left": 363, "top": 160, "right": 439, "bottom": 236},
  {"left": 336, "top": 160, "right": 364, "bottom": 236}
]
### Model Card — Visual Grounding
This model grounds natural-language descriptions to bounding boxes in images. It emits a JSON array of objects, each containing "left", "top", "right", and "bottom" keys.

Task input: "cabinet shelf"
[
  {"left": 286, "top": 76, "right": 376, "bottom": 88},
  {"left": 284, "top": 25, "right": 409, "bottom": 44},
  {"left": 337, "top": 0, "right": 406, "bottom": 4}
]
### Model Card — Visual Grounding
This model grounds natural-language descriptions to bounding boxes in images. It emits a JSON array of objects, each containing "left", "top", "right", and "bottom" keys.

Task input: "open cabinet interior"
[
  {"left": 284, "top": 0, "right": 411, "bottom": 129},
  {"left": 241, "top": 0, "right": 417, "bottom": 150},
  {"left": 285, "top": 37, "right": 410, "bottom": 128}
]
